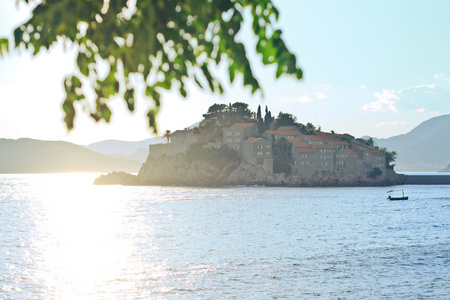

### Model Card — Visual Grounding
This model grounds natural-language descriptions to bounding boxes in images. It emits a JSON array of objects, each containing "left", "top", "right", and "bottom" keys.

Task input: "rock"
[
  {"left": 94, "top": 154, "right": 405, "bottom": 187},
  {"left": 93, "top": 171, "right": 138, "bottom": 185}
]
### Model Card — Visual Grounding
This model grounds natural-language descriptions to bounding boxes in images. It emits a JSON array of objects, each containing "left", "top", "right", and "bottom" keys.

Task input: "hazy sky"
[{"left": 1, "top": 0, "right": 450, "bottom": 145}]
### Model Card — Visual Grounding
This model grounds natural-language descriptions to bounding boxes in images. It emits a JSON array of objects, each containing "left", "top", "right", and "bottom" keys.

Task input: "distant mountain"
[
  {"left": 0, "top": 138, "right": 141, "bottom": 173},
  {"left": 85, "top": 137, "right": 164, "bottom": 156},
  {"left": 373, "top": 114, "right": 450, "bottom": 171},
  {"left": 110, "top": 148, "right": 149, "bottom": 164},
  {"left": 84, "top": 121, "right": 201, "bottom": 162}
]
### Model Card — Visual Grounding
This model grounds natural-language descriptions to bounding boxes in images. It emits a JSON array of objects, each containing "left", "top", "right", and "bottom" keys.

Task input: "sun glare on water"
[{"left": 25, "top": 174, "right": 152, "bottom": 298}]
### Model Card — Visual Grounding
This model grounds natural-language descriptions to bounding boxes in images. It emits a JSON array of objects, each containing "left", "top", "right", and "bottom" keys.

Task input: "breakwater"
[{"left": 405, "top": 175, "right": 450, "bottom": 185}]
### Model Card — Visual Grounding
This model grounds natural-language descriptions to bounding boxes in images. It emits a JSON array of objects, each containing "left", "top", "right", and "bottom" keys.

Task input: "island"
[{"left": 95, "top": 102, "right": 404, "bottom": 187}]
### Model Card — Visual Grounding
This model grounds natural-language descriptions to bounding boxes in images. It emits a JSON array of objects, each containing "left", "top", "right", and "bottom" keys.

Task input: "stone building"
[
  {"left": 222, "top": 123, "right": 258, "bottom": 152},
  {"left": 242, "top": 137, "right": 273, "bottom": 172}
]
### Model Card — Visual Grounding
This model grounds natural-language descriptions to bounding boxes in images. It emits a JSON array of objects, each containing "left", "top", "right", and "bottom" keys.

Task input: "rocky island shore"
[{"left": 94, "top": 153, "right": 405, "bottom": 187}]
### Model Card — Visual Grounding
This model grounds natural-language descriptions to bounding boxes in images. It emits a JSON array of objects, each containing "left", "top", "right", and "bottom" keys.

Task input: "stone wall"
[{"left": 147, "top": 144, "right": 186, "bottom": 160}]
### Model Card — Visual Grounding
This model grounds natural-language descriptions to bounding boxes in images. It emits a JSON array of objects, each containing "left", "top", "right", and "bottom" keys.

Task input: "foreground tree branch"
[{"left": 1, "top": 0, "right": 303, "bottom": 132}]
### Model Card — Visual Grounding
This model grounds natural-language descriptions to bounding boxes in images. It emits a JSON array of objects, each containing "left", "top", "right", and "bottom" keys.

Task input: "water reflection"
[
  {"left": 2, "top": 175, "right": 449, "bottom": 298},
  {"left": 26, "top": 174, "right": 150, "bottom": 298}
]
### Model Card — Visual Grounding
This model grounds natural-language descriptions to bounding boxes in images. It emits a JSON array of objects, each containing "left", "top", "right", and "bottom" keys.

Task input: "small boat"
[{"left": 387, "top": 189, "right": 408, "bottom": 201}]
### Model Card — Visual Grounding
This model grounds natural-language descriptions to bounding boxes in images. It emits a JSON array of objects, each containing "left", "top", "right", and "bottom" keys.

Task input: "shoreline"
[{"left": 404, "top": 175, "right": 450, "bottom": 185}]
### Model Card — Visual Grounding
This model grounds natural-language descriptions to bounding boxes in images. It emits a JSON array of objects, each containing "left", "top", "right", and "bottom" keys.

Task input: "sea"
[{"left": 1, "top": 173, "right": 449, "bottom": 299}]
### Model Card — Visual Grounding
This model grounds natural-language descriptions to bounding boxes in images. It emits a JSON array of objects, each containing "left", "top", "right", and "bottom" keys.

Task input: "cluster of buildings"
[{"left": 148, "top": 122, "right": 386, "bottom": 178}]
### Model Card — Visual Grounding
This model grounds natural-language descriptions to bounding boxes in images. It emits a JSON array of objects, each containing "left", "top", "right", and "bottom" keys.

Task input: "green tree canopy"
[
  {"left": 0, "top": 0, "right": 303, "bottom": 132},
  {"left": 366, "top": 137, "right": 375, "bottom": 147},
  {"left": 264, "top": 105, "right": 273, "bottom": 131},
  {"left": 274, "top": 112, "right": 297, "bottom": 128},
  {"left": 304, "top": 122, "right": 316, "bottom": 134},
  {"left": 379, "top": 147, "right": 398, "bottom": 170},
  {"left": 203, "top": 103, "right": 227, "bottom": 119}
]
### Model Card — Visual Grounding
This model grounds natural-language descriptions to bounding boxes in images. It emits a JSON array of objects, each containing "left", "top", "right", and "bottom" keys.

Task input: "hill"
[
  {"left": 0, "top": 138, "right": 141, "bottom": 173},
  {"left": 85, "top": 137, "right": 164, "bottom": 156},
  {"left": 84, "top": 122, "right": 200, "bottom": 162},
  {"left": 373, "top": 114, "right": 450, "bottom": 171}
]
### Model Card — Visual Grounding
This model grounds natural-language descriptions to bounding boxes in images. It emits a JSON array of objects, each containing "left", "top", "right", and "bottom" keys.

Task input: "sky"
[{"left": 1, "top": 0, "right": 450, "bottom": 145}]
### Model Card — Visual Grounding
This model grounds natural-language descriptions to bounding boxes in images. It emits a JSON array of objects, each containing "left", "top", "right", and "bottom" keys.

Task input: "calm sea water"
[{"left": 1, "top": 174, "right": 449, "bottom": 299}]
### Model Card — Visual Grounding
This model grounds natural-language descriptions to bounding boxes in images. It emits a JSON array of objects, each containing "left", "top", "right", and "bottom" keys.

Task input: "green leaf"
[
  {"left": 201, "top": 64, "right": 215, "bottom": 92},
  {"left": 146, "top": 109, "right": 158, "bottom": 133},
  {"left": 179, "top": 82, "right": 187, "bottom": 98},
  {"left": 124, "top": 88, "right": 135, "bottom": 112},
  {"left": 194, "top": 74, "right": 204, "bottom": 89},
  {"left": 76, "top": 52, "right": 90, "bottom": 77},
  {"left": 0, "top": 38, "right": 9, "bottom": 58},
  {"left": 101, "top": 103, "right": 112, "bottom": 122},
  {"left": 62, "top": 99, "right": 75, "bottom": 130},
  {"left": 13, "top": 28, "right": 23, "bottom": 48}
]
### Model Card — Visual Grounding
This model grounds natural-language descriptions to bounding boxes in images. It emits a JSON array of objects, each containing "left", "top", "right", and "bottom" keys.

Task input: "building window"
[
  {"left": 227, "top": 132, "right": 232, "bottom": 136},
  {"left": 233, "top": 146, "right": 239, "bottom": 150},
  {"left": 266, "top": 145, "right": 271, "bottom": 148},
  {"left": 302, "top": 154, "right": 307, "bottom": 158},
  {"left": 235, "top": 132, "right": 240, "bottom": 136},
  {"left": 257, "top": 145, "right": 263, "bottom": 149},
  {"left": 227, "top": 138, "right": 232, "bottom": 143},
  {"left": 266, "top": 152, "right": 271, "bottom": 155},
  {"left": 322, "top": 162, "right": 328, "bottom": 166},
  {"left": 257, "top": 151, "right": 263, "bottom": 156},
  {"left": 235, "top": 139, "right": 240, "bottom": 142}
]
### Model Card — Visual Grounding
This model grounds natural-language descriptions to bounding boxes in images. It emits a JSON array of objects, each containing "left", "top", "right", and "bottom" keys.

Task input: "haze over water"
[{"left": 1, "top": 174, "right": 449, "bottom": 298}]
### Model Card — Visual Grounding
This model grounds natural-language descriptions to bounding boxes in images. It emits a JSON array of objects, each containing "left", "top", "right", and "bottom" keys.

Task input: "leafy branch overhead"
[{"left": 4, "top": 0, "right": 303, "bottom": 131}]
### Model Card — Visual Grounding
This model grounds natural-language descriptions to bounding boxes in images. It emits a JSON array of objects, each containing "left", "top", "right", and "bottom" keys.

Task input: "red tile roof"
[
  {"left": 314, "top": 132, "right": 335, "bottom": 140},
  {"left": 231, "top": 123, "right": 257, "bottom": 129},
  {"left": 331, "top": 140, "right": 350, "bottom": 145},
  {"left": 172, "top": 130, "right": 187, "bottom": 135},
  {"left": 297, "top": 148, "right": 316, "bottom": 153},
  {"left": 314, "top": 145, "right": 334, "bottom": 149},
  {"left": 268, "top": 130, "right": 303, "bottom": 136},
  {"left": 368, "top": 151, "right": 385, "bottom": 156},
  {"left": 344, "top": 149, "right": 358, "bottom": 156},
  {"left": 303, "top": 135, "right": 326, "bottom": 141},
  {"left": 355, "top": 146, "right": 371, "bottom": 151},
  {"left": 243, "top": 137, "right": 270, "bottom": 145},
  {"left": 293, "top": 141, "right": 311, "bottom": 148}
]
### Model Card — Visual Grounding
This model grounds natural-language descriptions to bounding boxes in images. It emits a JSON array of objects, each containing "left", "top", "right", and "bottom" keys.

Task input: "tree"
[
  {"left": 369, "top": 167, "right": 383, "bottom": 178},
  {"left": 0, "top": 0, "right": 303, "bottom": 132},
  {"left": 273, "top": 137, "right": 291, "bottom": 174},
  {"left": 256, "top": 105, "right": 264, "bottom": 134},
  {"left": 274, "top": 112, "right": 297, "bottom": 128},
  {"left": 163, "top": 129, "right": 171, "bottom": 143},
  {"left": 264, "top": 105, "right": 273, "bottom": 131},
  {"left": 229, "top": 102, "right": 252, "bottom": 123},
  {"left": 256, "top": 105, "right": 262, "bottom": 119},
  {"left": 202, "top": 103, "right": 227, "bottom": 119},
  {"left": 305, "top": 122, "right": 316, "bottom": 134},
  {"left": 366, "top": 137, "right": 375, "bottom": 147},
  {"left": 379, "top": 147, "right": 398, "bottom": 170}
]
